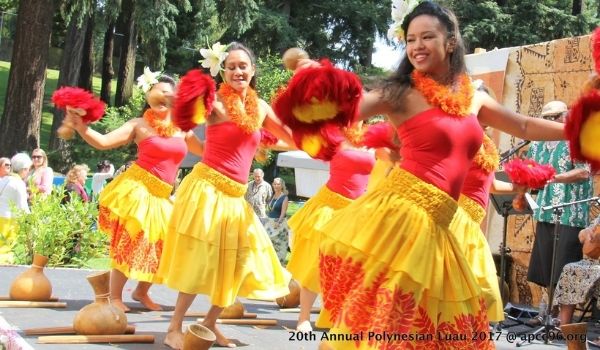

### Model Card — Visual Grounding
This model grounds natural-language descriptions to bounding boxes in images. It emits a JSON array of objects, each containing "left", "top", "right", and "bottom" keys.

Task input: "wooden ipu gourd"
[
  {"left": 183, "top": 324, "right": 216, "bottom": 350},
  {"left": 72, "top": 271, "right": 128, "bottom": 335},
  {"left": 9, "top": 253, "right": 52, "bottom": 301}
]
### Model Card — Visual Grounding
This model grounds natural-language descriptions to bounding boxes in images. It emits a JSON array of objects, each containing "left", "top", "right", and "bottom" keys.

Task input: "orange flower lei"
[
  {"left": 218, "top": 83, "right": 261, "bottom": 133},
  {"left": 143, "top": 109, "right": 179, "bottom": 137},
  {"left": 412, "top": 70, "right": 474, "bottom": 117},
  {"left": 343, "top": 124, "right": 366, "bottom": 147},
  {"left": 472, "top": 134, "right": 500, "bottom": 173}
]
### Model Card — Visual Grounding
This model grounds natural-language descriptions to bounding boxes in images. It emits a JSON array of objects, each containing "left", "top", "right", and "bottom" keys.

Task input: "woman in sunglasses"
[{"left": 28, "top": 148, "right": 54, "bottom": 196}]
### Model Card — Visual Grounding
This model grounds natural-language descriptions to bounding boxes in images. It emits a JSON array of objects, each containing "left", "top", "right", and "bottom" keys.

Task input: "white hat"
[{"left": 540, "top": 101, "right": 567, "bottom": 117}]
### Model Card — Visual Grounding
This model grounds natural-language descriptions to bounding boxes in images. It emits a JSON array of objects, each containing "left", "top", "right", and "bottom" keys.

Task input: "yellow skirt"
[
  {"left": 0, "top": 217, "right": 17, "bottom": 264},
  {"left": 98, "top": 163, "right": 173, "bottom": 283},
  {"left": 287, "top": 185, "right": 352, "bottom": 293},
  {"left": 450, "top": 195, "right": 504, "bottom": 322},
  {"left": 366, "top": 158, "right": 394, "bottom": 193},
  {"left": 318, "top": 168, "right": 494, "bottom": 349},
  {"left": 157, "top": 163, "right": 291, "bottom": 307}
]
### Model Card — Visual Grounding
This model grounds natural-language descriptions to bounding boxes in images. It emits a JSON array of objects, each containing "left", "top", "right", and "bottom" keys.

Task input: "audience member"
[
  {"left": 63, "top": 164, "right": 90, "bottom": 203},
  {"left": 0, "top": 158, "right": 10, "bottom": 178},
  {"left": 0, "top": 153, "right": 32, "bottom": 263},
  {"left": 91, "top": 160, "right": 114, "bottom": 199},
  {"left": 526, "top": 101, "right": 593, "bottom": 324},
  {"left": 28, "top": 148, "right": 53, "bottom": 196},
  {"left": 263, "top": 177, "right": 291, "bottom": 264},
  {"left": 552, "top": 216, "right": 600, "bottom": 326},
  {"left": 244, "top": 168, "right": 272, "bottom": 223}
]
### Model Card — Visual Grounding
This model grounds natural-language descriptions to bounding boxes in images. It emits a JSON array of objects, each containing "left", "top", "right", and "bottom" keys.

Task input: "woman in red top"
[
  {"left": 287, "top": 132, "right": 376, "bottom": 332},
  {"left": 67, "top": 74, "right": 203, "bottom": 313},
  {"left": 158, "top": 42, "right": 294, "bottom": 349},
  {"left": 305, "top": 2, "right": 565, "bottom": 349}
]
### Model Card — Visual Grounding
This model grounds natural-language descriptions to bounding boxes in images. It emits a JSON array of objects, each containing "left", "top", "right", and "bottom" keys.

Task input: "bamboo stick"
[
  {"left": 37, "top": 334, "right": 154, "bottom": 344},
  {"left": 185, "top": 311, "right": 258, "bottom": 319},
  {"left": 278, "top": 307, "right": 321, "bottom": 313},
  {"left": 0, "top": 301, "right": 67, "bottom": 308},
  {"left": 25, "top": 325, "right": 136, "bottom": 336},
  {"left": 0, "top": 296, "right": 59, "bottom": 302},
  {"left": 197, "top": 318, "right": 278, "bottom": 326}
]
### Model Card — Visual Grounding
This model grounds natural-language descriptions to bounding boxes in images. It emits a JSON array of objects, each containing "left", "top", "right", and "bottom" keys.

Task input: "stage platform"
[{"left": 0, "top": 265, "right": 598, "bottom": 349}]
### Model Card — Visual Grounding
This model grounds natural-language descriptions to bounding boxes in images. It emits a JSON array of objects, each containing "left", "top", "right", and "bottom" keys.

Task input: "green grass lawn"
[{"left": 0, "top": 60, "right": 115, "bottom": 147}]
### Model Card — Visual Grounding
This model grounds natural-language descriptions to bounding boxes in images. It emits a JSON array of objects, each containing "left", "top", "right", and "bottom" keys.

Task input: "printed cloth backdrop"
[{"left": 467, "top": 34, "right": 599, "bottom": 306}]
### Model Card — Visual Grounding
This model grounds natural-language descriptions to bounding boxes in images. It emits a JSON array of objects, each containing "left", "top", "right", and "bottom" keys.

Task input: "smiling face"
[
  {"left": 146, "top": 82, "right": 175, "bottom": 113},
  {"left": 405, "top": 15, "right": 453, "bottom": 80},
  {"left": 223, "top": 49, "right": 255, "bottom": 92}
]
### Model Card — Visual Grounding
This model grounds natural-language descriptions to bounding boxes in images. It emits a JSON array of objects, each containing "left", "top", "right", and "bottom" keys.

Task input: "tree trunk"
[
  {"left": 358, "top": 41, "right": 374, "bottom": 68},
  {"left": 115, "top": 0, "right": 136, "bottom": 107},
  {"left": 0, "top": 0, "right": 54, "bottom": 156},
  {"left": 572, "top": 0, "right": 583, "bottom": 15},
  {"left": 100, "top": 22, "right": 115, "bottom": 105},
  {"left": 78, "top": 12, "right": 95, "bottom": 91},
  {"left": 47, "top": 18, "right": 89, "bottom": 172}
]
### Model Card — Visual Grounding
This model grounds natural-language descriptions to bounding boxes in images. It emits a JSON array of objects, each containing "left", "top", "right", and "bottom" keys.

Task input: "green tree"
[
  {"left": 0, "top": 0, "right": 55, "bottom": 156},
  {"left": 136, "top": 0, "right": 190, "bottom": 70},
  {"left": 48, "top": 0, "right": 97, "bottom": 172},
  {"left": 449, "top": 0, "right": 599, "bottom": 52},
  {"left": 235, "top": 0, "right": 391, "bottom": 69}
]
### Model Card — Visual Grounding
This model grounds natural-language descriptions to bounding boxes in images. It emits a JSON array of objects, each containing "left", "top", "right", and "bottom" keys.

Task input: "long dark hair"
[
  {"left": 216, "top": 42, "right": 258, "bottom": 89},
  {"left": 380, "top": 1, "right": 467, "bottom": 109}
]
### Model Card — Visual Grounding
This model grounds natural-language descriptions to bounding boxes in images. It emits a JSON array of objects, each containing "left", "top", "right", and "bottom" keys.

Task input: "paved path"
[{"left": 0, "top": 265, "right": 581, "bottom": 349}]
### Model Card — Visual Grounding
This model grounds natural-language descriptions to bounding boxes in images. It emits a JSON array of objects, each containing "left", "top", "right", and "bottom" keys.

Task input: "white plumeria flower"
[
  {"left": 388, "top": 0, "right": 419, "bottom": 41},
  {"left": 199, "top": 42, "right": 229, "bottom": 77},
  {"left": 136, "top": 67, "right": 160, "bottom": 93}
]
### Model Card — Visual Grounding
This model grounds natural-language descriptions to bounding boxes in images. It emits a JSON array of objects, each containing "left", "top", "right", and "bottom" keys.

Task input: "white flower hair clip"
[
  {"left": 387, "top": 0, "right": 419, "bottom": 43},
  {"left": 136, "top": 67, "right": 161, "bottom": 93},
  {"left": 199, "top": 42, "right": 229, "bottom": 77}
]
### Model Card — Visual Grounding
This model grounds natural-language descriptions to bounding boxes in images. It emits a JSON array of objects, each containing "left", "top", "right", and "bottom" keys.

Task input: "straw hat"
[{"left": 540, "top": 100, "right": 567, "bottom": 117}]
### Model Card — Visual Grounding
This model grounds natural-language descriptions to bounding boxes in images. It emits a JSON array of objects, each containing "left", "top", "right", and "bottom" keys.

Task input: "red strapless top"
[
  {"left": 398, "top": 108, "right": 483, "bottom": 200},
  {"left": 326, "top": 149, "right": 375, "bottom": 199},
  {"left": 136, "top": 136, "right": 187, "bottom": 184},
  {"left": 461, "top": 167, "right": 494, "bottom": 209},
  {"left": 202, "top": 121, "right": 260, "bottom": 183}
]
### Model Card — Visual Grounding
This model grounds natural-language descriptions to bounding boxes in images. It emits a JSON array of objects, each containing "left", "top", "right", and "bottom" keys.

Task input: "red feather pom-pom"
[
  {"left": 593, "top": 27, "right": 600, "bottom": 75},
  {"left": 565, "top": 89, "right": 600, "bottom": 171},
  {"left": 292, "top": 123, "right": 344, "bottom": 161},
  {"left": 504, "top": 158, "right": 556, "bottom": 189},
  {"left": 51, "top": 87, "right": 105, "bottom": 123},
  {"left": 260, "top": 128, "right": 278, "bottom": 147},
  {"left": 272, "top": 59, "right": 362, "bottom": 132},
  {"left": 172, "top": 69, "right": 216, "bottom": 131},
  {"left": 362, "top": 122, "right": 399, "bottom": 151}
]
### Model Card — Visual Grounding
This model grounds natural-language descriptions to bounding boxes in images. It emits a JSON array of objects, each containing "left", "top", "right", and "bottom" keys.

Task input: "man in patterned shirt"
[
  {"left": 245, "top": 168, "right": 273, "bottom": 224},
  {"left": 526, "top": 100, "right": 593, "bottom": 322}
]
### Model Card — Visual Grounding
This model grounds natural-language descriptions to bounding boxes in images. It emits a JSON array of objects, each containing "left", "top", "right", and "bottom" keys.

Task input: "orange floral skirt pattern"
[
  {"left": 317, "top": 168, "right": 494, "bottom": 349},
  {"left": 98, "top": 163, "right": 173, "bottom": 283}
]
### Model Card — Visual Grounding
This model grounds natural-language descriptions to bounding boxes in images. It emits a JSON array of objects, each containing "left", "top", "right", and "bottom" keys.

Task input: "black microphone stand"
[
  {"left": 517, "top": 196, "right": 600, "bottom": 347},
  {"left": 499, "top": 140, "right": 530, "bottom": 163}
]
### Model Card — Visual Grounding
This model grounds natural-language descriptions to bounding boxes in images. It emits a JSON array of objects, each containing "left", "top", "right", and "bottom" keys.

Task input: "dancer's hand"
[{"left": 66, "top": 106, "right": 87, "bottom": 131}]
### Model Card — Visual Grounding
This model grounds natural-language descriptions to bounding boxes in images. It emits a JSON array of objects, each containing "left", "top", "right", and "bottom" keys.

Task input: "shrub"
[{"left": 12, "top": 186, "right": 107, "bottom": 267}]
